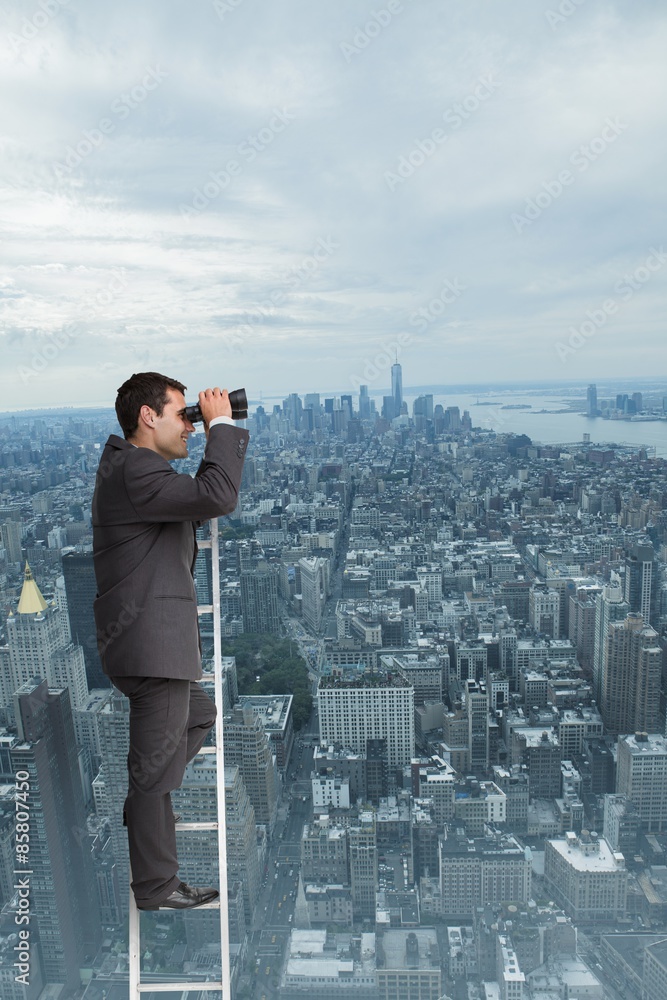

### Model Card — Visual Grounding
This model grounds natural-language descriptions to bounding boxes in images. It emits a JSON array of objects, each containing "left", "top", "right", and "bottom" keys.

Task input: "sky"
[{"left": 1, "top": 0, "right": 667, "bottom": 410}]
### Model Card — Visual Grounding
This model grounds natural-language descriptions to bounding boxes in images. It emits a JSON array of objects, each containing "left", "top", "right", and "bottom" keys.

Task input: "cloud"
[{"left": 0, "top": 0, "right": 666, "bottom": 406}]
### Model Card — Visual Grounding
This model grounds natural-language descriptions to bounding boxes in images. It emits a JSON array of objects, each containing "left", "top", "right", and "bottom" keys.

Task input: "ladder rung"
[
  {"left": 197, "top": 539, "right": 212, "bottom": 549},
  {"left": 138, "top": 982, "right": 222, "bottom": 992},
  {"left": 197, "top": 605, "right": 213, "bottom": 615},
  {"left": 197, "top": 746, "right": 217, "bottom": 754},
  {"left": 175, "top": 821, "right": 218, "bottom": 831}
]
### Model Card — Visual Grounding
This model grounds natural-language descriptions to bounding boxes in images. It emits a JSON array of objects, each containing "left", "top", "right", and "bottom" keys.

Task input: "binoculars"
[{"left": 184, "top": 388, "right": 248, "bottom": 423}]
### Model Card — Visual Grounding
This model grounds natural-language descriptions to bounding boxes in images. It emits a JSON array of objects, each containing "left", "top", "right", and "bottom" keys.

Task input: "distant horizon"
[{"left": 1, "top": 374, "right": 666, "bottom": 418}]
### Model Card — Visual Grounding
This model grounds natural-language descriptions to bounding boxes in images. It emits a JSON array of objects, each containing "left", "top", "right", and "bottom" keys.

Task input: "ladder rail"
[
  {"left": 211, "top": 516, "right": 232, "bottom": 1000},
  {"left": 128, "top": 516, "right": 231, "bottom": 1000}
]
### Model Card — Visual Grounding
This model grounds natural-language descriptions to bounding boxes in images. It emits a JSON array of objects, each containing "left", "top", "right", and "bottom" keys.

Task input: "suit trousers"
[{"left": 110, "top": 676, "right": 216, "bottom": 907}]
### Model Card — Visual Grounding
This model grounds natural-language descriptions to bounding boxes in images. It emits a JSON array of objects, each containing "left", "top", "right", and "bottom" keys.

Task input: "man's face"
[{"left": 152, "top": 388, "right": 195, "bottom": 460}]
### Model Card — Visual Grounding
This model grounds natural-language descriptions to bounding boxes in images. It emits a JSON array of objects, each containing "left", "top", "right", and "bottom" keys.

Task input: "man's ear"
[{"left": 138, "top": 404, "right": 156, "bottom": 429}]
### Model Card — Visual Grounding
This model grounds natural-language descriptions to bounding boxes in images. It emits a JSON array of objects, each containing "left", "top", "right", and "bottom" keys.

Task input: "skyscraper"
[
  {"left": 240, "top": 561, "right": 280, "bottom": 634},
  {"left": 62, "top": 551, "right": 108, "bottom": 689},
  {"left": 586, "top": 383, "right": 598, "bottom": 417},
  {"left": 6, "top": 564, "right": 89, "bottom": 718},
  {"left": 223, "top": 703, "right": 278, "bottom": 836},
  {"left": 348, "top": 810, "right": 378, "bottom": 919},
  {"left": 624, "top": 540, "right": 655, "bottom": 624},
  {"left": 592, "top": 579, "right": 629, "bottom": 702},
  {"left": 318, "top": 675, "right": 415, "bottom": 770},
  {"left": 600, "top": 613, "right": 662, "bottom": 735},
  {"left": 12, "top": 678, "right": 101, "bottom": 993},
  {"left": 299, "top": 556, "right": 328, "bottom": 633},
  {"left": 391, "top": 360, "right": 403, "bottom": 418}
]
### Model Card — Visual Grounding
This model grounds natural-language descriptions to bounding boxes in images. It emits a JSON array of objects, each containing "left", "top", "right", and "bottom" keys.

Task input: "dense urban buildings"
[{"left": 0, "top": 375, "right": 666, "bottom": 998}]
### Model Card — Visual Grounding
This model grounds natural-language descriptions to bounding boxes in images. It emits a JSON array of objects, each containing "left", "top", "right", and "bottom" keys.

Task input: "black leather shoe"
[{"left": 138, "top": 882, "right": 219, "bottom": 911}]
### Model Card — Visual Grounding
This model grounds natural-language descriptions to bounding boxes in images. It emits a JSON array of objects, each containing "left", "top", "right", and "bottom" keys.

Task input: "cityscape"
[{"left": 1, "top": 367, "right": 667, "bottom": 1000}]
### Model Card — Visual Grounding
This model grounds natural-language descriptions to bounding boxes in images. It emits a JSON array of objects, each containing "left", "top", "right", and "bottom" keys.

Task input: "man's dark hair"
[{"left": 115, "top": 372, "right": 187, "bottom": 439}]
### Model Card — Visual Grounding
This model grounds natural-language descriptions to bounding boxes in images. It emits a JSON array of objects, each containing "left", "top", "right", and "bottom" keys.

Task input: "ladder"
[{"left": 128, "top": 517, "right": 231, "bottom": 998}]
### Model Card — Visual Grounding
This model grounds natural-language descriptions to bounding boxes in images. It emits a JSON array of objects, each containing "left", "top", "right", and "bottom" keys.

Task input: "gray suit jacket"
[{"left": 91, "top": 423, "right": 249, "bottom": 680}]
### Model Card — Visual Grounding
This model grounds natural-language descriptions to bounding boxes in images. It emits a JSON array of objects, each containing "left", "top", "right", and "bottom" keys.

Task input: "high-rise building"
[
  {"left": 224, "top": 764, "right": 261, "bottom": 922},
  {"left": 616, "top": 733, "right": 667, "bottom": 832},
  {"left": 6, "top": 563, "right": 89, "bottom": 718},
  {"left": 359, "top": 384, "right": 371, "bottom": 420},
  {"left": 318, "top": 675, "right": 415, "bottom": 770},
  {"left": 12, "top": 678, "right": 101, "bottom": 993},
  {"left": 299, "top": 556, "right": 328, "bottom": 633},
  {"left": 223, "top": 703, "right": 278, "bottom": 836},
  {"left": 92, "top": 688, "right": 131, "bottom": 908},
  {"left": 62, "top": 551, "right": 108, "bottom": 689},
  {"left": 391, "top": 360, "right": 403, "bottom": 418},
  {"left": 600, "top": 613, "right": 661, "bottom": 735},
  {"left": 466, "top": 680, "right": 489, "bottom": 773},
  {"left": 528, "top": 584, "right": 560, "bottom": 638},
  {"left": 240, "top": 561, "right": 280, "bottom": 634},
  {"left": 586, "top": 383, "right": 598, "bottom": 417},
  {"left": 1, "top": 516, "right": 22, "bottom": 563},
  {"left": 624, "top": 541, "right": 656, "bottom": 624},
  {"left": 438, "top": 831, "right": 531, "bottom": 918},
  {"left": 348, "top": 810, "right": 377, "bottom": 919},
  {"left": 593, "top": 579, "right": 629, "bottom": 702}
]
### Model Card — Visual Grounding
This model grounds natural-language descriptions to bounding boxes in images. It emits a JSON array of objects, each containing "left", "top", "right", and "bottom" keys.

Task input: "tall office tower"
[
  {"left": 304, "top": 392, "right": 321, "bottom": 412},
  {"left": 391, "top": 360, "right": 403, "bottom": 418},
  {"left": 6, "top": 563, "right": 89, "bottom": 717},
  {"left": 240, "top": 562, "right": 280, "bottom": 634},
  {"left": 340, "top": 394, "right": 353, "bottom": 420},
  {"left": 624, "top": 540, "right": 655, "bottom": 624},
  {"left": 284, "top": 392, "right": 303, "bottom": 431},
  {"left": 359, "top": 384, "right": 371, "bottom": 420},
  {"left": 592, "top": 579, "right": 629, "bottom": 702},
  {"left": 568, "top": 588, "right": 599, "bottom": 672},
  {"left": 299, "top": 556, "right": 327, "bottom": 632},
  {"left": 632, "top": 391, "right": 643, "bottom": 413},
  {"left": 223, "top": 703, "right": 278, "bottom": 836},
  {"left": 600, "top": 614, "right": 662, "bottom": 735},
  {"left": 93, "top": 689, "right": 131, "bottom": 909},
  {"left": 1, "top": 516, "right": 22, "bottom": 563},
  {"left": 528, "top": 584, "right": 560, "bottom": 638},
  {"left": 62, "top": 551, "right": 108, "bottom": 689},
  {"left": 12, "top": 678, "right": 101, "bottom": 993},
  {"left": 224, "top": 765, "right": 261, "bottom": 922},
  {"left": 348, "top": 810, "right": 378, "bottom": 919},
  {"left": 617, "top": 734, "right": 667, "bottom": 832},
  {"left": 586, "top": 383, "right": 598, "bottom": 417},
  {"left": 318, "top": 675, "right": 415, "bottom": 770},
  {"left": 466, "top": 680, "right": 489, "bottom": 773},
  {"left": 49, "top": 643, "right": 89, "bottom": 711}
]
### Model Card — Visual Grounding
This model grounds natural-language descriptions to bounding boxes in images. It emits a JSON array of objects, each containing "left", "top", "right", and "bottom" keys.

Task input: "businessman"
[{"left": 92, "top": 372, "right": 249, "bottom": 910}]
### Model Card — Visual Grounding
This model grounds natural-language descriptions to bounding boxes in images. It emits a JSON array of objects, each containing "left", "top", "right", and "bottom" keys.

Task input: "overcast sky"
[{"left": 1, "top": 0, "right": 666, "bottom": 410}]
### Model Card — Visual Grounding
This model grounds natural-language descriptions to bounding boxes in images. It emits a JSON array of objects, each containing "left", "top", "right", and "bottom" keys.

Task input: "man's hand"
[{"left": 199, "top": 388, "right": 232, "bottom": 437}]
